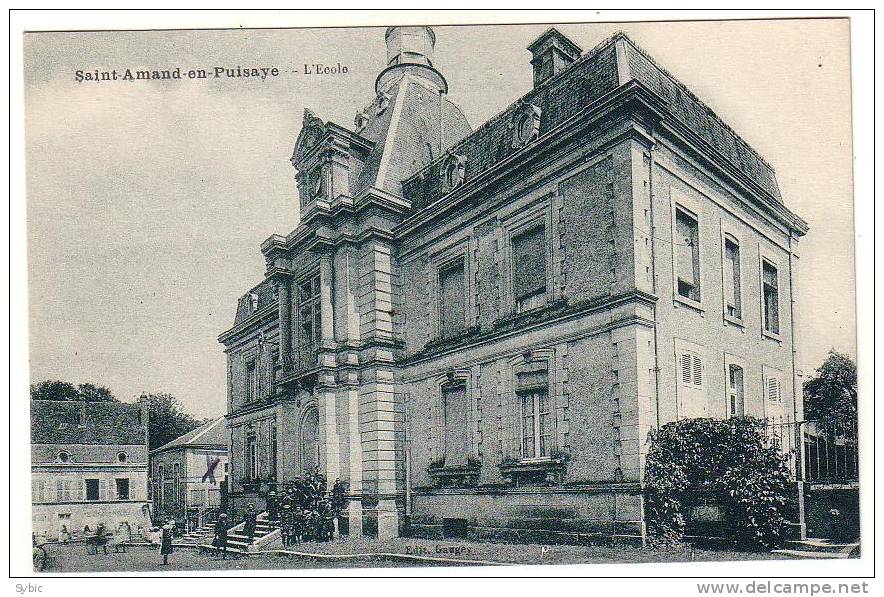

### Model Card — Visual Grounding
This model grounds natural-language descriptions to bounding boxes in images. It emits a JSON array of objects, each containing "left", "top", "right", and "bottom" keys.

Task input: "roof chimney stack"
[{"left": 527, "top": 28, "right": 582, "bottom": 88}]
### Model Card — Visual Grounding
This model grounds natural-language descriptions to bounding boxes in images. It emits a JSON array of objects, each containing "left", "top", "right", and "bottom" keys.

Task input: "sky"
[{"left": 24, "top": 18, "right": 855, "bottom": 420}]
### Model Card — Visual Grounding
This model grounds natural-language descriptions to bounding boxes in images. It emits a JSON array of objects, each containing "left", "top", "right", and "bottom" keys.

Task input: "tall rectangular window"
[
  {"left": 298, "top": 273, "right": 322, "bottom": 356},
  {"left": 245, "top": 359, "right": 257, "bottom": 403},
  {"left": 517, "top": 369, "right": 551, "bottom": 459},
  {"left": 269, "top": 423, "right": 278, "bottom": 478},
  {"left": 762, "top": 260, "right": 780, "bottom": 335},
  {"left": 246, "top": 433, "right": 258, "bottom": 480},
  {"left": 115, "top": 478, "right": 130, "bottom": 500},
  {"left": 512, "top": 225, "right": 547, "bottom": 313},
  {"left": 675, "top": 208, "right": 700, "bottom": 302},
  {"left": 728, "top": 364, "right": 745, "bottom": 417},
  {"left": 442, "top": 383, "right": 469, "bottom": 467},
  {"left": 156, "top": 466, "right": 164, "bottom": 507},
  {"left": 173, "top": 462, "right": 181, "bottom": 505},
  {"left": 724, "top": 237, "right": 742, "bottom": 319},
  {"left": 85, "top": 478, "right": 99, "bottom": 501},
  {"left": 439, "top": 259, "right": 466, "bottom": 337}
]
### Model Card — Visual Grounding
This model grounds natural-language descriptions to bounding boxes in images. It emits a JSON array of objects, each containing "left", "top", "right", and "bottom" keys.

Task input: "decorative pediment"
[{"left": 291, "top": 109, "right": 327, "bottom": 165}]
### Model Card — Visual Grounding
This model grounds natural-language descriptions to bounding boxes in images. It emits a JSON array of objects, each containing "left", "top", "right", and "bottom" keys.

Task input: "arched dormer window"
[
  {"left": 117, "top": 451, "right": 128, "bottom": 463},
  {"left": 57, "top": 451, "right": 71, "bottom": 463}
]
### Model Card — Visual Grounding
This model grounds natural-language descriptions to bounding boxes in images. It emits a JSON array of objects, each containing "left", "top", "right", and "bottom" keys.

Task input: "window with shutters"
[
  {"left": 512, "top": 225, "right": 547, "bottom": 313},
  {"left": 173, "top": 463, "right": 181, "bottom": 505},
  {"left": 728, "top": 364, "right": 745, "bottom": 417},
  {"left": 762, "top": 259, "right": 780, "bottom": 336},
  {"left": 246, "top": 432, "right": 259, "bottom": 480},
  {"left": 766, "top": 375, "right": 782, "bottom": 404},
  {"left": 438, "top": 259, "right": 466, "bottom": 338},
  {"left": 724, "top": 236, "right": 742, "bottom": 320},
  {"left": 675, "top": 340, "right": 706, "bottom": 419},
  {"left": 517, "top": 368, "right": 552, "bottom": 459},
  {"left": 675, "top": 207, "right": 701, "bottom": 303},
  {"left": 679, "top": 351, "right": 703, "bottom": 388}
]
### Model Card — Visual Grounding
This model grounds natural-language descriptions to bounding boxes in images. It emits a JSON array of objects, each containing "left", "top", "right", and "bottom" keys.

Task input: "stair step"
[{"left": 772, "top": 549, "right": 850, "bottom": 560}]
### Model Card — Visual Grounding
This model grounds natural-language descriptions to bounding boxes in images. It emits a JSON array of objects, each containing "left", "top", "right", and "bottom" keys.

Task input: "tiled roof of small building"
[
  {"left": 403, "top": 32, "right": 783, "bottom": 212},
  {"left": 151, "top": 416, "right": 226, "bottom": 454},
  {"left": 30, "top": 400, "right": 147, "bottom": 446}
]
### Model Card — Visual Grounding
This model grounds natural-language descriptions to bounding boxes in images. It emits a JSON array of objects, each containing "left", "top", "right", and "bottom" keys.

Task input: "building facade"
[
  {"left": 31, "top": 400, "right": 151, "bottom": 540},
  {"left": 220, "top": 26, "right": 808, "bottom": 543},
  {"left": 150, "top": 417, "right": 228, "bottom": 530}
]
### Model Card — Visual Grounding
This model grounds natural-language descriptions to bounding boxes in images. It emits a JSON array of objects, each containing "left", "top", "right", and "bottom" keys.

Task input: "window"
[
  {"left": 724, "top": 237, "right": 742, "bottom": 319},
  {"left": 270, "top": 423, "right": 278, "bottom": 478},
  {"left": 85, "top": 479, "right": 100, "bottom": 501},
  {"left": 56, "top": 479, "right": 75, "bottom": 502},
  {"left": 57, "top": 451, "right": 70, "bottom": 463},
  {"left": 298, "top": 273, "right": 322, "bottom": 355},
  {"left": 115, "top": 478, "right": 130, "bottom": 500},
  {"left": 271, "top": 349, "right": 281, "bottom": 395},
  {"left": 32, "top": 479, "right": 46, "bottom": 502},
  {"left": 442, "top": 383, "right": 469, "bottom": 467},
  {"left": 676, "top": 343, "right": 706, "bottom": 419},
  {"left": 762, "top": 260, "right": 780, "bottom": 335},
  {"left": 156, "top": 465, "right": 165, "bottom": 507},
  {"left": 680, "top": 352, "right": 703, "bottom": 388},
  {"left": 245, "top": 359, "right": 258, "bottom": 403},
  {"left": 512, "top": 225, "right": 547, "bottom": 313},
  {"left": 517, "top": 369, "right": 551, "bottom": 459},
  {"left": 117, "top": 451, "right": 128, "bottom": 463},
  {"left": 728, "top": 364, "right": 745, "bottom": 417},
  {"left": 246, "top": 432, "right": 259, "bottom": 480},
  {"left": 439, "top": 259, "right": 466, "bottom": 337},
  {"left": 173, "top": 462, "right": 181, "bottom": 505},
  {"left": 675, "top": 208, "right": 700, "bottom": 302}
]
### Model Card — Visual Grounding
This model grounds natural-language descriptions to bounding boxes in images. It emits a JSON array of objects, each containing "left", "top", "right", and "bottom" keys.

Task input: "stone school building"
[{"left": 219, "top": 26, "right": 808, "bottom": 543}]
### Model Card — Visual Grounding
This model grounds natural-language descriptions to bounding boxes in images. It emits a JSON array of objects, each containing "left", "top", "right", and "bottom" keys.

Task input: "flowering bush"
[{"left": 644, "top": 417, "right": 793, "bottom": 548}]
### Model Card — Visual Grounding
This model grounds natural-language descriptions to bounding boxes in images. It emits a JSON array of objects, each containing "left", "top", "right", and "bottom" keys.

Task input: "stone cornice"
[{"left": 218, "top": 303, "right": 278, "bottom": 346}]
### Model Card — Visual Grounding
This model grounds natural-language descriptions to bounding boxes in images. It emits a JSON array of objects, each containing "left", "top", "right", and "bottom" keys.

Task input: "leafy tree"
[
  {"left": 803, "top": 350, "right": 857, "bottom": 424},
  {"left": 644, "top": 417, "right": 793, "bottom": 548},
  {"left": 136, "top": 392, "right": 204, "bottom": 451},
  {"left": 30, "top": 380, "right": 117, "bottom": 402}
]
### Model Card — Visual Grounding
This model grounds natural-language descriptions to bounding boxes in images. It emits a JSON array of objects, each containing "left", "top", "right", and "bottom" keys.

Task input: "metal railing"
[{"left": 761, "top": 418, "right": 858, "bottom": 484}]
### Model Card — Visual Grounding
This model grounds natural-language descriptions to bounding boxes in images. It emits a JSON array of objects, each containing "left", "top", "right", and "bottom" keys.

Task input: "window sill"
[
  {"left": 762, "top": 330, "right": 783, "bottom": 343},
  {"left": 673, "top": 294, "right": 704, "bottom": 314},
  {"left": 723, "top": 314, "right": 745, "bottom": 329},
  {"left": 499, "top": 457, "right": 566, "bottom": 486}
]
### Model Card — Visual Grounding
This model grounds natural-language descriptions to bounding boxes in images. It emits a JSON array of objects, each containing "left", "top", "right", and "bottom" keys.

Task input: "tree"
[
  {"left": 803, "top": 351, "right": 857, "bottom": 424},
  {"left": 30, "top": 380, "right": 117, "bottom": 402},
  {"left": 136, "top": 392, "right": 204, "bottom": 451}
]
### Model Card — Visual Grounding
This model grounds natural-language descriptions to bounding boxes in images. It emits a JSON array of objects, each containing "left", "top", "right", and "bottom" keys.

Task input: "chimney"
[
  {"left": 527, "top": 27, "right": 582, "bottom": 88},
  {"left": 376, "top": 26, "right": 447, "bottom": 94}
]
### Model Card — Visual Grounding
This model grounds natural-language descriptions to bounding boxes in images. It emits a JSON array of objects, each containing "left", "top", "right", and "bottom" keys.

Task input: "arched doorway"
[{"left": 300, "top": 407, "right": 320, "bottom": 474}]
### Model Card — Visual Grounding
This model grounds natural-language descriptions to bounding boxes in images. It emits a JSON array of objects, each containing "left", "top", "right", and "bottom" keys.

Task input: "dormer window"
[
  {"left": 512, "top": 104, "right": 542, "bottom": 148},
  {"left": 117, "top": 451, "right": 128, "bottom": 463},
  {"left": 441, "top": 154, "right": 465, "bottom": 193},
  {"left": 376, "top": 91, "right": 391, "bottom": 115},
  {"left": 57, "top": 451, "right": 70, "bottom": 463}
]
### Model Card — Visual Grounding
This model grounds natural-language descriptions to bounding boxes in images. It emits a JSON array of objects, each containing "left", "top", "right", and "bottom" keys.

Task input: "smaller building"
[
  {"left": 149, "top": 417, "right": 228, "bottom": 531},
  {"left": 31, "top": 400, "right": 151, "bottom": 541}
]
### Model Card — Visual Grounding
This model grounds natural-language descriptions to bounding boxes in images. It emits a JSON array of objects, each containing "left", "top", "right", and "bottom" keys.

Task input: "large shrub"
[{"left": 644, "top": 417, "right": 793, "bottom": 548}]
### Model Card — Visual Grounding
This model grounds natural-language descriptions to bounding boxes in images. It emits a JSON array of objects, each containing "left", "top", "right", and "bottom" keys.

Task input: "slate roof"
[
  {"left": 233, "top": 278, "right": 276, "bottom": 326},
  {"left": 31, "top": 400, "right": 147, "bottom": 446},
  {"left": 150, "top": 416, "right": 226, "bottom": 454},
  {"left": 403, "top": 32, "right": 785, "bottom": 212}
]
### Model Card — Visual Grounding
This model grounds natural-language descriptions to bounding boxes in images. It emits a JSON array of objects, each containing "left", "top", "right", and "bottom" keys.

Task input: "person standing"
[
  {"left": 214, "top": 513, "right": 229, "bottom": 560},
  {"left": 159, "top": 519, "right": 174, "bottom": 565},
  {"left": 243, "top": 504, "right": 257, "bottom": 544}
]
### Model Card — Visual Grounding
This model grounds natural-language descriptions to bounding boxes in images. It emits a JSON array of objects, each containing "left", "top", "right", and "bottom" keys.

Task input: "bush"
[{"left": 644, "top": 417, "right": 793, "bottom": 548}]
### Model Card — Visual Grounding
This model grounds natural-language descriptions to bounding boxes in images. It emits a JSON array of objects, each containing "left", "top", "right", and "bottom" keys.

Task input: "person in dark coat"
[
  {"left": 159, "top": 520, "right": 174, "bottom": 565},
  {"left": 214, "top": 513, "right": 229, "bottom": 560},
  {"left": 243, "top": 504, "right": 257, "bottom": 543}
]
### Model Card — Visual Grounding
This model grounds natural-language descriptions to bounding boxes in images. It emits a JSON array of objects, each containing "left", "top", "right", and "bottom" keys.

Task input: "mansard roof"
[
  {"left": 31, "top": 399, "right": 147, "bottom": 446},
  {"left": 402, "top": 32, "right": 794, "bottom": 224}
]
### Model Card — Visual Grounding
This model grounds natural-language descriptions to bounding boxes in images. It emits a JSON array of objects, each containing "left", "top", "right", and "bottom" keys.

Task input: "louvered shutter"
[
  {"left": 692, "top": 355, "right": 703, "bottom": 387},
  {"left": 766, "top": 376, "right": 781, "bottom": 403},
  {"left": 99, "top": 479, "right": 108, "bottom": 501},
  {"left": 77, "top": 479, "right": 85, "bottom": 501},
  {"left": 681, "top": 353, "right": 692, "bottom": 385},
  {"left": 56, "top": 479, "right": 63, "bottom": 502}
]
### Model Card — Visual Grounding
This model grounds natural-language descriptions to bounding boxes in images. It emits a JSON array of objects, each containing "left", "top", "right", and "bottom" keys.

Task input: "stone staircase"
[
  {"left": 178, "top": 524, "right": 216, "bottom": 546},
  {"left": 199, "top": 512, "right": 280, "bottom": 555},
  {"left": 773, "top": 537, "right": 860, "bottom": 559}
]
